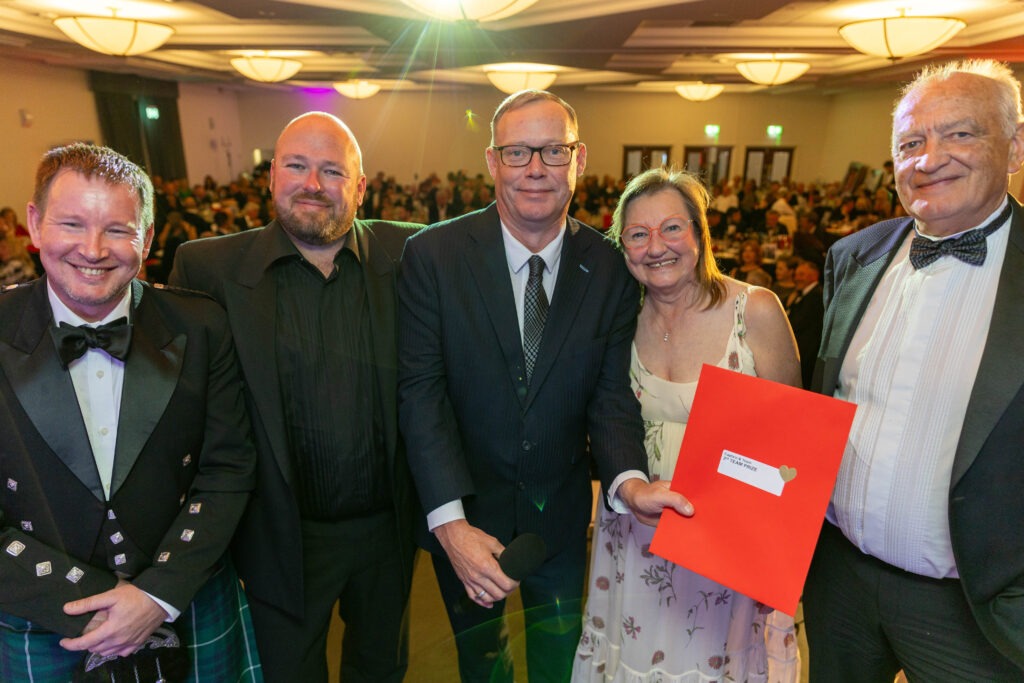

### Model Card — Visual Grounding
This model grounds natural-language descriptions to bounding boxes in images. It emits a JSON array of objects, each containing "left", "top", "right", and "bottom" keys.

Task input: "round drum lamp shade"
[
  {"left": 53, "top": 16, "right": 174, "bottom": 56},
  {"left": 400, "top": 0, "right": 540, "bottom": 22},
  {"left": 231, "top": 56, "right": 303, "bottom": 83},
  {"left": 483, "top": 63, "right": 558, "bottom": 94},
  {"left": 839, "top": 16, "right": 966, "bottom": 59},
  {"left": 736, "top": 60, "right": 809, "bottom": 86},
  {"left": 333, "top": 80, "right": 382, "bottom": 99},
  {"left": 675, "top": 83, "right": 725, "bottom": 102}
]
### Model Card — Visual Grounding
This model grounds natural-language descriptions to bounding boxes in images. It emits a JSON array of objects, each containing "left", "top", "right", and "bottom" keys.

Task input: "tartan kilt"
[{"left": 0, "top": 558, "right": 263, "bottom": 682}]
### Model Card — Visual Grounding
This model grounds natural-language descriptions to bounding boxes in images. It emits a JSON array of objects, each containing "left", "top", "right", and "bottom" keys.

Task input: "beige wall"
[
  {"left": 230, "top": 86, "right": 898, "bottom": 187},
  {"left": 1, "top": 55, "right": 905, "bottom": 213},
  {"left": 177, "top": 82, "right": 245, "bottom": 189},
  {"left": 1, "top": 55, "right": 103, "bottom": 218}
]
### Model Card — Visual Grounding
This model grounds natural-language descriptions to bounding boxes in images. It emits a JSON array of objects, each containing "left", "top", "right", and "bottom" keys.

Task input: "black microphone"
[
  {"left": 454, "top": 533, "right": 547, "bottom": 613},
  {"left": 497, "top": 533, "right": 547, "bottom": 580}
]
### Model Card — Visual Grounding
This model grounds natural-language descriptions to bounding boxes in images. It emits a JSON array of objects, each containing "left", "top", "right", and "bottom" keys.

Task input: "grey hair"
[{"left": 892, "top": 59, "right": 1022, "bottom": 154}]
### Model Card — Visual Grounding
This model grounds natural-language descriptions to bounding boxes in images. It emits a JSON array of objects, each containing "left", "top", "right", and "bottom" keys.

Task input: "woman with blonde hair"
[{"left": 573, "top": 167, "right": 800, "bottom": 683}]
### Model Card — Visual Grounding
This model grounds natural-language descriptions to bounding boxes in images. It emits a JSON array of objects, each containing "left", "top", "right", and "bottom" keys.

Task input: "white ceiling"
[{"left": 2, "top": 0, "right": 1023, "bottom": 95}]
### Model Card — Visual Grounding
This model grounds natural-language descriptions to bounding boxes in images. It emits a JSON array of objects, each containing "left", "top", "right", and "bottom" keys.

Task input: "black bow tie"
[
  {"left": 51, "top": 317, "right": 132, "bottom": 368},
  {"left": 908, "top": 204, "right": 1011, "bottom": 270}
]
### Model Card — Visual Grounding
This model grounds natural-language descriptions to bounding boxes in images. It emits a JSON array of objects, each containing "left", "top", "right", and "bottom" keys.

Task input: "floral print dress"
[{"left": 573, "top": 291, "right": 799, "bottom": 683}]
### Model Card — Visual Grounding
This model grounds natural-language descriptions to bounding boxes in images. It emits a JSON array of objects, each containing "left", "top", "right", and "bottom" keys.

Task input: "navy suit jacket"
[
  {"left": 812, "top": 197, "right": 1024, "bottom": 667},
  {"left": 397, "top": 204, "right": 647, "bottom": 558},
  {"left": 0, "top": 278, "right": 255, "bottom": 636},
  {"left": 170, "top": 219, "right": 420, "bottom": 619}
]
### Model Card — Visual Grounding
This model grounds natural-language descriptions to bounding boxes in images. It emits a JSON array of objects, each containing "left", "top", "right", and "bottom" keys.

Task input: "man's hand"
[
  {"left": 618, "top": 478, "right": 694, "bottom": 526},
  {"left": 60, "top": 581, "right": 168, "bottom": 657},
  {"left": 434, "top": 519, "right": 518, "bottom": 607}
]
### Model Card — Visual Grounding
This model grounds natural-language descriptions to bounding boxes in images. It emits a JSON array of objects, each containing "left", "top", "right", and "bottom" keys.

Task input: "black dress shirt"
[{"left": 272, "top": 229, "right": 388, "bottom": 520}]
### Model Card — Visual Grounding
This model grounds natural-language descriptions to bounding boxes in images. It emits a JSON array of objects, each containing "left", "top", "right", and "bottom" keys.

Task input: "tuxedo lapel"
[
  {"left": 0, "top": 279, "right": 102, "bottom": 499},
  {"left": 110, "top": 281, "right": 183, "bottom": 495},
  {"left": 464, "top": 208, "right": 527, "bottom": 400},
  {"left": 817, "top": 220, "right": 910, "bottom": 392},
  {"left": 952, "top": 203, "right": 1024, "bottom": 485}
]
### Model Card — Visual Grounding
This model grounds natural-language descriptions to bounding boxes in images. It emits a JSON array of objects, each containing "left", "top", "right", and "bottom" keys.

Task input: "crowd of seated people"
[{"left": 82, "top": 159, "right": 904, "bottom": 288}]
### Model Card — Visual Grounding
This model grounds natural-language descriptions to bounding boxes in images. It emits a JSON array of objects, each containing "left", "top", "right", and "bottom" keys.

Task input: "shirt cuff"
[
  {"left": 427, "top": 500, "right": 466, "bottom": 532},
  {"left": 142, "top": 590, "right": 179, "bottom": 622},
  {"left": 607, "top": 470, "right": 648, "bottom": 513}
]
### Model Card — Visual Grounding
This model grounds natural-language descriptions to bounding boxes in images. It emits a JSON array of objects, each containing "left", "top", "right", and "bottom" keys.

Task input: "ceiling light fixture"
[
  {"left": 231, "top": 54, "right": 303, "bottom": 83},
  {"left": 333, "top": 80, "right": 382, "bottom": 99},
  {"left": 736, "top": 58, "right": 810, "bottom": 86},
  {"left": 399, "top": 0, "right": 541, "bottom": 22},
  {"left": 483, "top": 63, "right": 557, "bottom": 94},
  {"left": 675, "top": 82, "right": 725, "bottom": 102},
  {"left": 53, "top": 12, "right": 174, "bottom": 56},
  {"left": 839, "top": 12, "right": 966, "bottom": 59}
]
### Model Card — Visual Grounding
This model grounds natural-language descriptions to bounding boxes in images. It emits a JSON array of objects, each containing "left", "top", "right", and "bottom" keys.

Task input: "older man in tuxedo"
[
  {"left": 171, "top": 112, "right": 419, "bottom": 682},
  {"left": 398, "top": 90, "right": 691, "bottom": 682},
  {"left": 0, "top": 143, "right": 258, "bottom": 681},
  {"left": 803, "top": 59, "right": 1024, "bottom": 681}
]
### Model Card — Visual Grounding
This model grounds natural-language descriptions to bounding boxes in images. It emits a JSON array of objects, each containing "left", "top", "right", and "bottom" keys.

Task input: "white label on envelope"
[{"left": 717, "top": 449, "right": 785, "bottom": 496}]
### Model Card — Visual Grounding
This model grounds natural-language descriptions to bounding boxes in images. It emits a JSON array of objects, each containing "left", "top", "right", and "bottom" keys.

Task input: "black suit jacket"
[
  {"left": 397, "top": 204, "right": 647, "bottom": 558},
  {"left": 787, "top": 282, "right": 823, "bottom": 389},
  {"left": 812, "top": 198, "right": 1024, "bottom": 667},
  {"left": 170, "top": 219, "right": 420, "bottom": 619},
  {"left": 0, "top": 279, "right": 255, "bottom": 636}
]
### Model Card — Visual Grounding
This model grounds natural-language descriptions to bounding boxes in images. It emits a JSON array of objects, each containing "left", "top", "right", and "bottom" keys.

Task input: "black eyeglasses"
[{"left": 492, "top": 143, "right": 579, "bottom": 167}]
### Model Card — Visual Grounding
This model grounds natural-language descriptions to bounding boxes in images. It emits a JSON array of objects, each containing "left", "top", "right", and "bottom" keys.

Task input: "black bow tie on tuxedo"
[
  {"left": 908, "top": 203, "right": 1011, "bottom": 270},
  {"left": 51, "top": 317, "right": 132, "bottom": 368}
]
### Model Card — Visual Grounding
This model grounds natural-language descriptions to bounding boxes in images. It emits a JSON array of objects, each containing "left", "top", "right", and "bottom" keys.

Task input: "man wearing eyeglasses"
[{"left": 398, "top": 90, "right": 691, "bottom": 682}]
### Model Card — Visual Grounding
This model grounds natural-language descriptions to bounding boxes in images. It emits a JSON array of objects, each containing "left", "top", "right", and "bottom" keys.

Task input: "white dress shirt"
[
  {"left": 47, "top": 284, "right": 177, "bottom": 619},
  {"left": 829, "top": 201, "right": 1010, "bottom": 578}
]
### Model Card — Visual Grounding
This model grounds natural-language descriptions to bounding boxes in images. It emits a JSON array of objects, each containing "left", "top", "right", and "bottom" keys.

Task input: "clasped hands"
[{"left": 60, "top": 580, "right": 169, "bottom": 657}]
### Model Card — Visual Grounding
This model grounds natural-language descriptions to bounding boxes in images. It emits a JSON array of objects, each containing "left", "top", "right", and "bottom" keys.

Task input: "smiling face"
[
  {"left": 893, "top": 73, "right": 1024, "bottom": 237},
  {"left": 271, "top": 113, "right": 366, "bottom": 246},
  {"left": 622, "top": 189, "right": 699, "bottom": 297},
  {"left": 793, "top": 262, "right": 818, "bottom": 290},
  {"left": 486, "top": 99, "right": 586, "bottom": 246},
  {"left": 28, "top": 170, "right": 152, "bottom": 322}
]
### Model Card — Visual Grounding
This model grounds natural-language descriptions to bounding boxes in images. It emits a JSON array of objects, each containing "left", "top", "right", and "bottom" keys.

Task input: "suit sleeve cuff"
[
  {"left": 427, "top": 500, "right": 465, "bottom": 532},
  {"left": 607, "top": 470, "right": 648, "bottom": 513}
]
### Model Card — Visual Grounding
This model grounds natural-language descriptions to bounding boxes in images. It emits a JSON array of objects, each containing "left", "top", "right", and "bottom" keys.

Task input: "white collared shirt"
[
  {"left": 500, "top": 221, "right": 564, "bottom": 347},
  {"left": 829, "top": 200, "right": 1010, "bottom": 578},
  {"left": 48, "top": 287, "right": 131, "bottom": 501},
  {"left": 47, "top": 284, "right": 177, "bottom": 620}
]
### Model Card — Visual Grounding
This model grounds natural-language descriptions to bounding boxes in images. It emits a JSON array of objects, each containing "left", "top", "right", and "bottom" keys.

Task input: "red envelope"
[{"left": 649, "top": 364, "right": 856, "bottom": 615}]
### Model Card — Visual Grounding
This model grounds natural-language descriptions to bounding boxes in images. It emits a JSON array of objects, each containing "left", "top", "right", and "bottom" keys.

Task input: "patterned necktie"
[
  {"left": 909, "top": 203, "right": 1011, "bottom": 269},
  {"left": 523, "top": 255, "right": 548, "bottom": 383},
  {"left": 51, "top": 317, "right": 132, "bottom": 368}
]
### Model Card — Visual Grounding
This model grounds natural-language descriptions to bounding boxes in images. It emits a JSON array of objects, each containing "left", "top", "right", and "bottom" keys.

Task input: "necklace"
[{"left": 648, "top": 314, "right": 671, "bottom": 343}]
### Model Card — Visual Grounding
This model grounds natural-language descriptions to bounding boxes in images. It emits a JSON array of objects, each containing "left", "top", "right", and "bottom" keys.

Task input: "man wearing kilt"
[{"left": 0, "top": 143, "right": 261, "bottom": 681}]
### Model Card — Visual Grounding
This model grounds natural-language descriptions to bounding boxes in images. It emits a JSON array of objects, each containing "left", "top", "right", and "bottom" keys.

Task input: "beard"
[{"left": 276, "top": 192, "right": 355, "bottom": 246}]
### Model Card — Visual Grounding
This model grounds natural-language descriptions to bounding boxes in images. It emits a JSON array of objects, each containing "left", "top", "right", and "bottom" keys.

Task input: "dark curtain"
[{"left": 89, "top": 72, "right": 187, "bottom": 182}]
